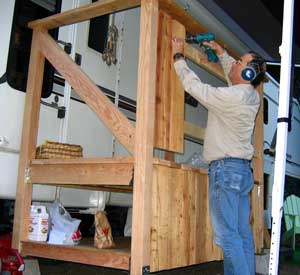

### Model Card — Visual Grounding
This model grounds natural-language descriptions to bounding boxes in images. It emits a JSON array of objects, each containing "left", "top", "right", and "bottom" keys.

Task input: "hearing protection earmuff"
[{"left": 241, "top": 62, "right": 261, "bottom": 81}]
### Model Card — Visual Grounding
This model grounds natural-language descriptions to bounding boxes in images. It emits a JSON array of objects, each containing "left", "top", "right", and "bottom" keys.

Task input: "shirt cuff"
[
  {"left": 174, "top": 59, "right": 187, "bottom": 74},
  {"left": 217, "top": 51, "right": 228, "bottom": 59}
]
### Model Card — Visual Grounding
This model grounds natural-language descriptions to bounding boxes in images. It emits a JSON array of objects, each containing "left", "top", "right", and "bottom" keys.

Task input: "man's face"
[{"left": 229, "top": 53, "right": 254, "bottom": 84}]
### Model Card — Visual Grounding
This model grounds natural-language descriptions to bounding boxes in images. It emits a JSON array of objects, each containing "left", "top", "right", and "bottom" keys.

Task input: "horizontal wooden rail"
[
  {"left": 184, "top": 43, "right": 226, "bottom": 82},
  {"left": 184, "top": 121, "right": 205, "bottom": 142},
  {"left": 37, "top": 31, "right": 135, "bottom": 154},
  {"left": 158, "top": 0, "right": 238, "bottom": 59},
  {"left": 22, "top": 238, "right": 131, "bottom": 270},
  {"left": 153, "top": 158, "right": 208, "bottom": 174},
  {"left": 28, "top": 0, "right": 140, "bottom": 30},
  {"left": 29, "top": 157, "right": 134, "bottom": 186},
  {"left": 158, "top": 0, "right": 207, "bottom": 35},
  {"left": 55, "top": 184, "right": 133, "bottom": 193},
  {"left": 28, "top": 0, "right": 239, "bottom": 61}
]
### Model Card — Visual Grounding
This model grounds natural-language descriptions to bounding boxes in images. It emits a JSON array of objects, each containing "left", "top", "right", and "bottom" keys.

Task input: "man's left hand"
[{"left": 172, "top": 37, "right": 184, "bottom": 55}]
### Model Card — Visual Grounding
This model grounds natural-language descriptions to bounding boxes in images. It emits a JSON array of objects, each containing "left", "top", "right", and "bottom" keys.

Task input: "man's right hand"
[{"left": 203, "top": 41, "right": 224, "bottom": 55}]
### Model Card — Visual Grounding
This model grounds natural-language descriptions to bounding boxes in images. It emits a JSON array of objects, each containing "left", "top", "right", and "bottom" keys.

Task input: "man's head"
[{"left": 229, "top": 51, "right": 266, "bottom": 88}]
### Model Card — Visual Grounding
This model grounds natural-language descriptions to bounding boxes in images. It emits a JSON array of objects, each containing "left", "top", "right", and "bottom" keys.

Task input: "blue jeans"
[{"left": 209, "top": 158, "right": 255, "bottom": 275}]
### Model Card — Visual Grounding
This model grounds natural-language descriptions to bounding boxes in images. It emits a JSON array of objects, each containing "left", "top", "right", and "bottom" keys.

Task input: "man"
[{"left": 172, "top": 38, "right": 266, "bottom": 275}]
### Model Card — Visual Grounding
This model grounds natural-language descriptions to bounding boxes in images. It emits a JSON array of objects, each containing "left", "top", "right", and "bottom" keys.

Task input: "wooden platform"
[
  {"left": 21, "top": 237, "right": 131, "bottom": 270},
  {"left": 12, "top": 0, "right": 264, "bottom": 274},
  {"left": 29, "top": 157, "right": 134, "bottom": 186},
  {"left": 22, "top": 161, "right": 220, "bottom": 273}
]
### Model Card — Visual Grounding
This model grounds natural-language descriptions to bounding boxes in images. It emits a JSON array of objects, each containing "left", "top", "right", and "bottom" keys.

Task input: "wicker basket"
[{"left": 36, "top": 140, "right": 83, "bottom": 159}]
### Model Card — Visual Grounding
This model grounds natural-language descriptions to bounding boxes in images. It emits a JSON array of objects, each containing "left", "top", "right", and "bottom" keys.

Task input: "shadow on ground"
[
  {"left": 38, "top": 259, "right": 224, "bottom": 275},
  {"left": 38, "top": 257, "right": 300, "bottom": 275}
]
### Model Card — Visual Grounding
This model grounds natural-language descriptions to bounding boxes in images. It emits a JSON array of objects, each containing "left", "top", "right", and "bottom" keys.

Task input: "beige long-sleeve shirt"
[{"left": 174, "top": 52, "right": 260, "bottom": 163}]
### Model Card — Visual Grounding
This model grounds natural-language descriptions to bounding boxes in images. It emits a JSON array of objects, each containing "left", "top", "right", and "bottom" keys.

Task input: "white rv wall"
[
  {"left": 1, "top": 0, "right": 300, "bottom": 210},
  {"left": 263, "top": 77, "right": 300, "bottom": 177},
  {"left": 0, "top": 0, "right": 24, "bottom": 199},
  {"left": 46, "top": 2, "right": 140, "bottom": 207}
]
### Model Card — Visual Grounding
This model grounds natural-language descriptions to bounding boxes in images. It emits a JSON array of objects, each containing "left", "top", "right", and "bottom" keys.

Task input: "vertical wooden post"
[
  {"left": 251, "top": 83, "right": 264, "bottom": 253},
  {"left": 130, "top": 0, "right": 159, "bottom": 274},
  {"left": 164, "top": 151, "right": 175, "bottom": 161},
  {"left": 12, "top": 30, "right": 45, "bottom": 250},
  {"left": 253, "top": 84, "right": 264, "bottom": 185}
]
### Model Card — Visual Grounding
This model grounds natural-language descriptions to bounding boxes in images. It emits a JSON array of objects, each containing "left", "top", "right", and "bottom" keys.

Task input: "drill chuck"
[{"left": 185, "top": 32, "right": 219, "bottom": 62}]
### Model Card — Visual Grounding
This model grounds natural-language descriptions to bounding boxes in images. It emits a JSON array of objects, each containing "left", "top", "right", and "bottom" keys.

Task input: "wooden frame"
[
  {"left": 21, "top": 238, "right": 131, "bottom": 270},
  {"left": 29, "top": 158, "right": 134, "bottom": 186},
  {"left": 13, "top": 0, "right": 264, "bottom": 274}
]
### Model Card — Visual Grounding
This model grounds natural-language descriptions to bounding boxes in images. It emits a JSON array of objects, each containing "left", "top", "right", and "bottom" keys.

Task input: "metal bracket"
[
  {"left": 128, "top": 260, "right": 150, "bottom": 275},
  {"left": 25, "top": 167, "right": 31, "bottom": 184},
  {"left": 142, "top": 266, "right": 150, "bottom": 275},
  {"left": 40, "top": 99, "right": 66, "bottom": 119},
  {"left": 57, "top": 40, "right": 72, "bottom": 54}
]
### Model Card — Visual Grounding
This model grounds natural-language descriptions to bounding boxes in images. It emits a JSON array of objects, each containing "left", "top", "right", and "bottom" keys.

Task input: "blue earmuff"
[{"left": 241, "top": 66, "right": 256, "bottom": 81}]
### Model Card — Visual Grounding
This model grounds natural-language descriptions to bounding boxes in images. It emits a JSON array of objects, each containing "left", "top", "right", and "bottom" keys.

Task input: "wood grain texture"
[
  {"left": 250, "top": 184, "right": 264, "bottom": 253},
  {"left": 12, "top": 30, "right": 46, "bottom": 250},
  {"left": 253, "top": 84, "right": 264, "bottom": 185},
  {"left": 184, "top": 43, "right": 226, "bottom": 82},
  {"left": 158, "top": 0, "right": 238, "bottom": 59},
  {"left": 31, "top": 157, "right": 133, "bottom": 165},
  {"left": 158, "top": 0, "right": 207, "bottom": 35},
  {"left": 154, "top": 11, "right": 172, "bottom": 151},
  {"left": 21, "top": 238, "right": 130, "bottom": 270},
  {"left": 264, "top": 222, "right": 271, "bottom": 249},
  {"left": 38, "top": 31, "right": 135, "bottom": 154},
  {"left": 154, "top": 12, "right": 184, "bottom": 153},
  {"left": 131, "top": 0, "right": 159, "bottom": 274},
  {"left": 53, "top": 184, "right": 133, "bottom": 193},
  {"left": 150, "top": 164, "right": 222, "bottom": 272},
  {"left": 30, "top": 158, "right": 133, "bottom": 186},
  {"left": 28, "top": 0, "right": 140, "bottom": 30},
  {"left": 184, "top": 121, "right": 205, "bottom": 142},
  {"left": 169, "top": 19, "right": 185, "bottom": 152},
  {"left": 164, "top": 151, "right": 175, "bottom": 161},
  {"left": 251, "top": 84, "right": 264, "bottom": 253},
  {"left": 195, "top": 172, "right": 222, "bottom": 262}
]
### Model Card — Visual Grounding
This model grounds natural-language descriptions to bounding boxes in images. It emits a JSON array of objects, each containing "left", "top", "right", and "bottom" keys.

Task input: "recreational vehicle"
[{"left": 0, "top": 0, "right": 299, "bottom": 273}]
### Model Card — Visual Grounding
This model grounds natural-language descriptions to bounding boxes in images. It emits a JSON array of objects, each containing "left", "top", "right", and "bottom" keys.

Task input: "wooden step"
[
  {"left": 29, "top": 157, "right": 134, "bottom": 187},
  {"left": 21, "top": 237, "right": 131, "bottom": 270}
]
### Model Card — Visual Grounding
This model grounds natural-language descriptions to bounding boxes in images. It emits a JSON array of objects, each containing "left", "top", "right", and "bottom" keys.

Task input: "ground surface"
[
  {"left": 38, "top": 258, "right": 300, "bottom": 275},
  {"left": 38, "top": 259, "right": 223, "bottom": 275}
]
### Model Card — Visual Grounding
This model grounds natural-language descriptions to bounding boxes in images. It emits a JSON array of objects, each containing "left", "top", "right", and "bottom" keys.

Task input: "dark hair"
[{"left": 247, "top": 51, "right": 266, "bottom": 88}]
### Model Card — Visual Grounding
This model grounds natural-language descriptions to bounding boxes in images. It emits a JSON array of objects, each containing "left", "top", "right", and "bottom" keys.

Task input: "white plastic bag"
[
  {"left": 48, "top": 200, "right": 81, "bottom": 245},
  {"left": 124, "top": 207, "right": 132, "bottom": 237},
  {"left": 185, "top": 152, "right": 209, "bottom": 169}
]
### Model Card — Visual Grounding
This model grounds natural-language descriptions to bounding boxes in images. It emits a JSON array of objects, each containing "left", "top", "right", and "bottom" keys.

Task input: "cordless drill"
[{"left": 186, "top": 33, "right": 219, "bottom": 62}]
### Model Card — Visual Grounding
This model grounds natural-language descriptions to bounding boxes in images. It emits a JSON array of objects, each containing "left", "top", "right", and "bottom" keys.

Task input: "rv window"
[
  {"left": 263, "top": 97, "right": 268, "bottom": 125},
  {"left": 263, "top": 173, "right": 269, "bottom": 210},
  {"left": 87, "top": 0, "right": 109, "bottom": 54},
  {"left": 267, "top": 65, "right": 300, "bottom": 100},
  {"left": 6, "top": 0, "right": 61, "bottom": 98}
]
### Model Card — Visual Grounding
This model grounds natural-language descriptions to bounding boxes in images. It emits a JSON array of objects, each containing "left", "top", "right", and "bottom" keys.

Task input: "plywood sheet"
[
  {"left": 151, "top": 164, "right": 222, "bottom": 272},
  {"left": 154, "top": 12, "right": 185, "bottom": 153}
]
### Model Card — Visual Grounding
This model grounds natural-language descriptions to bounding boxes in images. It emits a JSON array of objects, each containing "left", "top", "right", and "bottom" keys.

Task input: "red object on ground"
[
  {"left": 0, "top": 233, "right": 25, "bottom": 275},
  {"left": 0, "top": 233, "right": 12, "bottom": 249}
]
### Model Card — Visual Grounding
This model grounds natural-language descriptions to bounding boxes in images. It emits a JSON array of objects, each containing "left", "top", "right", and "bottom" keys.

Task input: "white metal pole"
[
  {"left": 59, "top": 0, "right": 80, "bottom": 142},
  {"left": 268, "top": 0, "right": 294, "bottom": 274},
  {"left": 56, "top": 0, "right": 79, "bottom": 201}
]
